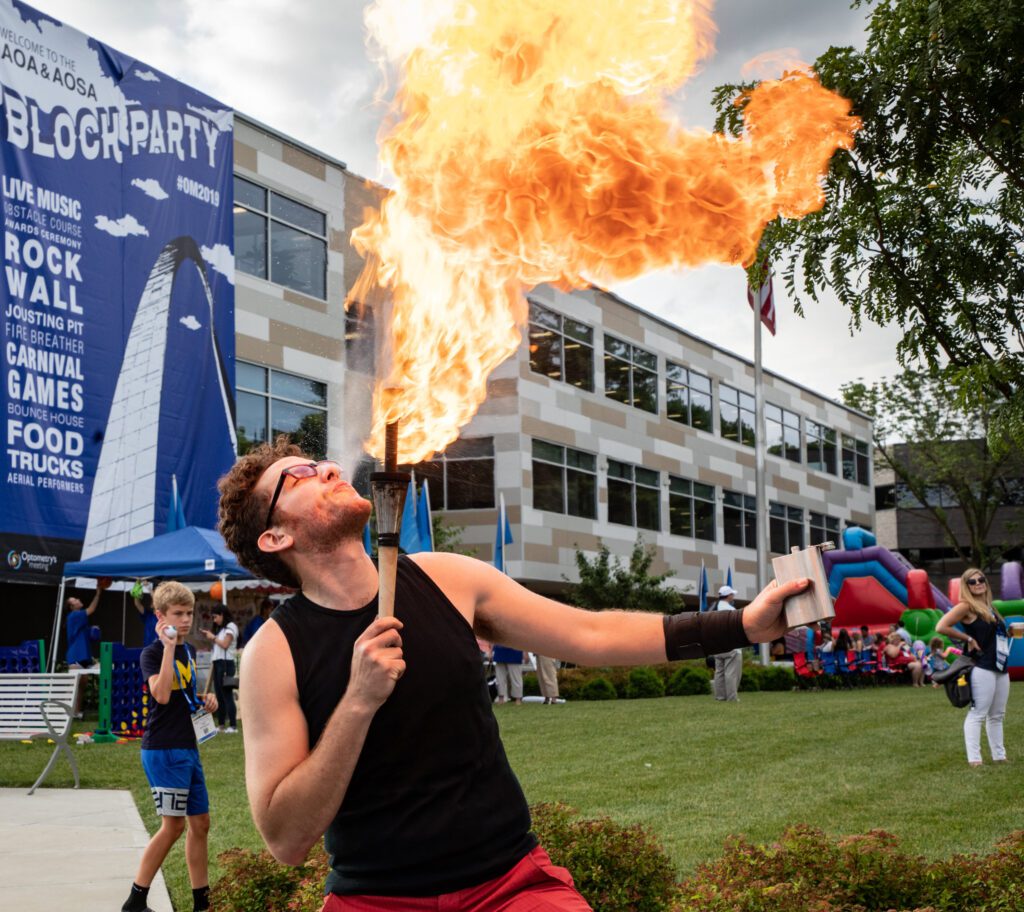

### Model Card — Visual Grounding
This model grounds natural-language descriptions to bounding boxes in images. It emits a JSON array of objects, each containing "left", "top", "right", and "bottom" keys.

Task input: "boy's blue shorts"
[{"left": 141, "top": 748, "right": 209, "bottom": 817}]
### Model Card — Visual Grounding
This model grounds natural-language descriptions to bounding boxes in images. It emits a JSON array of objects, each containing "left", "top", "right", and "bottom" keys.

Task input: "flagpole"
[{"left": 753, "top": 274, "right": 770, "bottom": 667}]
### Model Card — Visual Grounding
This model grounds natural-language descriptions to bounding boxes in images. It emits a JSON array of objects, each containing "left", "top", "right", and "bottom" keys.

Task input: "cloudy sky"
[{"left": 27, "top": 0, "right": 903, "bottom": 401}]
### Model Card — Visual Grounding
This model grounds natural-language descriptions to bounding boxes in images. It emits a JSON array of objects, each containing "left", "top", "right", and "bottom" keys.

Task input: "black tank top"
[
  {"left": 961, "top": 613, "right": 1002, "bottom": 672},
  {"left": 272, "top": 556, "right": 536, "bottom": 896}
]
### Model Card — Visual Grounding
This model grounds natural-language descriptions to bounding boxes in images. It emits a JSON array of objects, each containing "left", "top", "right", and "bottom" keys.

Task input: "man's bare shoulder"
[{"left": 241, "top": 619, "right": 297, "bottom": 686}]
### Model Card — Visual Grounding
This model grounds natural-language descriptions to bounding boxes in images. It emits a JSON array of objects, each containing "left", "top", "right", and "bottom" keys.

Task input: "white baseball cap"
[{"left": 718, "top": 585, "right": 737, "bottom": 598}]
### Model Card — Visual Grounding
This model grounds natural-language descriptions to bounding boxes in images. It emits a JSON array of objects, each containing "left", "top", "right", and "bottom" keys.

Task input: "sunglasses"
[
  {"left": 265, "top": 461, "right": 342, "bottom": 529},
  {"left": 966, "top": 577, "right": 987, "bottom": 586}
]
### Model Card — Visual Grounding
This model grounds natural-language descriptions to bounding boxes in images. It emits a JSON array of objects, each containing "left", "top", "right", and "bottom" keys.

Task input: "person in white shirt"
[
  {"left": 712, "top": 585, "right": 743, "bottom": 702},
  {"left": 202, "top": 608, "right": 239, "bottom": 732}
]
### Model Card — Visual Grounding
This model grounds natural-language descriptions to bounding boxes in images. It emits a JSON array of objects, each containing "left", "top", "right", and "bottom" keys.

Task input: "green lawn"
[{"left": 2, "top": 685, "right": 1020, "bottom": 910}]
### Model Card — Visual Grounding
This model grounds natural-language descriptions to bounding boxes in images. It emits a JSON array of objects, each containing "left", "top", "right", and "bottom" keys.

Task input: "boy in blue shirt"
[{"left": 121, "top": 581, "right": 218, "bottom": 912}]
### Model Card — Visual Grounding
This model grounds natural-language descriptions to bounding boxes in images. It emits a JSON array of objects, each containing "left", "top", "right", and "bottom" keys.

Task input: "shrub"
[
  {"left": 626, "top": 666, "right": 666, "bottom": 699},
  {"left": 758, "top": 664, "right": 796, "bottom": 692},
  {"left": 666, "top": 665, "right": 711, "bottom": 696},
  {"left": 213, "top": 846, "right": 326, "bottom": 912},
  {"left": 580, "top": 676, "right": 618, "bottom": 700},
  {"left": 738, "top": 666, "right": 761, "bottom": 692},
  {"left": 532, "top": 803, "right": 679, "bottom": 912}
]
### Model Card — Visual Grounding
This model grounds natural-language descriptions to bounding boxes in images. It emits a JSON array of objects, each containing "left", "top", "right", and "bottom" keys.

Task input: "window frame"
[
  {"left": 722, "top": 490, "right": 757, "bottom": 549},
  {"left": 841, "top": 434, "right": 871, "bottom": 485},
  {"left": 765, "top": 403, "right": 802, "bottom": 463},
  {"left": 233, "top": 175, "right": 328, "bottom": 301},
  {"left": 806, "top": 420, "right": 838, "bottom": 475},
  {"left": 719, "top": 384, "right": 756, "bottom": 448},
  {"left": 607, "top": 458, "right": 661, "bottom": 530},
  {"left": 668, "top": 475, "right": 716, "bottom": 541},
  {"left": 809, "top": 511, "right": 840, "bottom": 546},
  {"left": 403, "top": 437, "right": 496, "bottom": 511},
  {"left": 603, "top": 334, "right": 658, "bottom": 414},
  {"left": 770, "top": 501, "right": 805, "bottom": 554},
  {"left": 530, "top": 439, "right": 598, "bottom": 519},
  {"left": 527, "top": 300, "right": 595, "bottom": 392},
  {"left": 235, "top": 360, "right": 328, "bottom": 460},
  {"left": 666, "top": 362, "right": 713, "bottom": 432}
]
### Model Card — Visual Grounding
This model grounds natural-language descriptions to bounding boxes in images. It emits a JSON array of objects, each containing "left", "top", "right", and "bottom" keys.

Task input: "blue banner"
[{"left": 0, "top": 1, "right": 235, "bottom": 582}]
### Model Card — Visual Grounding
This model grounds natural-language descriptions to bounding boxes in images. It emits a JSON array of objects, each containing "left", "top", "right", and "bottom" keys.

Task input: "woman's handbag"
[{"left": 932, "top": 655, "right": 975, "bottom": 708}]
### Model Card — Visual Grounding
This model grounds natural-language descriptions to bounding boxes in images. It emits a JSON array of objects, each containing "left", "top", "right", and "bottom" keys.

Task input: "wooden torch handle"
[{"left": 377, "top": 546, "right": 399, "bottom": 618}]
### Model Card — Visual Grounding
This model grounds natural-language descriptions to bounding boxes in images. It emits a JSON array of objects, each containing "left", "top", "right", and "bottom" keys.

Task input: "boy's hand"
[{"left": 204, "top": 693, "right": 219, "bottom": 713}]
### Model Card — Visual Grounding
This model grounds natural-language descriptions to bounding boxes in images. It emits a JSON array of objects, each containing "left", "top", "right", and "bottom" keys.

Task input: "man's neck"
[{"left": 295, "top": 544, "right": 379, "bottom": 612}]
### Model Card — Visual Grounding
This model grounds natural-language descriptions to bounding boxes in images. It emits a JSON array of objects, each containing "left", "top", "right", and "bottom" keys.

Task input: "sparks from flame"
[{"left": 351, "top": 0, "right": 860, "bottom": 465}]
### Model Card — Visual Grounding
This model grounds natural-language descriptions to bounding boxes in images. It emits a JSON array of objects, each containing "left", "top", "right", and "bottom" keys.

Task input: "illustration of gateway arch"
[{"left": 79, "top": 236, "right": 236, "bottom": 559}]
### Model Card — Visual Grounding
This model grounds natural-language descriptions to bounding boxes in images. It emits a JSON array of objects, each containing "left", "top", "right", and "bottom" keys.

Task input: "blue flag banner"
[
  {"left": 493, "top": 493, "right": 513, "bottom": 573},
  {"left": 698, "top": 562, "right": 709, "bottom": 612},
  {"left": 362, "top": 522, "right": 373, "bottom": 557},
  {"left": 416, "top": 479, "right": 433, "bottom": 552},
  {"left": 166, "top": 474, "right": 187, "bottom": 532},
  {"left": 0, "top": 1, "right": 236, "bottom": 583},
  {"left": 726, "top": 566, "right": 734, "bottom": 591},
  {"left": 399, "top": 481, "right": 422, "bottom": 554}
]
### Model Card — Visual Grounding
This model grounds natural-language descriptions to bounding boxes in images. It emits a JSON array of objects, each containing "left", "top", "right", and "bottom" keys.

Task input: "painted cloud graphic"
[
  {"left": 130, "top": 178, "right": 169, "bottom": 200},
  {"left": 201, "top": 243, "right": 235, "bottom": 285},
  {"left": 94, "top": 214, "right": 149, "bottom": 237}
]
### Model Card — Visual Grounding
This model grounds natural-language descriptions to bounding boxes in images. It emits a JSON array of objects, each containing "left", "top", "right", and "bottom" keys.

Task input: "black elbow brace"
[{"left": 662, "top": 609, "right": 751, "bottom": 660}]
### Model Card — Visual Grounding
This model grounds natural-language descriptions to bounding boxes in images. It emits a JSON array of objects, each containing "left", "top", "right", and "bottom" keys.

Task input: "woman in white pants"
[{"left": 936, "top": 568, "right": 1010, "bottom": 766}]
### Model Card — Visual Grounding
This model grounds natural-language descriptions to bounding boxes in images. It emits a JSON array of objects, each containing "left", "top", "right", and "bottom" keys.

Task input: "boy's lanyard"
[{"left": 172, "top": 646, "right": 202, "bottom": 713}]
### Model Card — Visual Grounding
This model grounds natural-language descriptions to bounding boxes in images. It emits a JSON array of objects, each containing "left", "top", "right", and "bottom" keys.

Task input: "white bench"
[{"left": 0, "top": 673, "right": 81, "bottom": 794}]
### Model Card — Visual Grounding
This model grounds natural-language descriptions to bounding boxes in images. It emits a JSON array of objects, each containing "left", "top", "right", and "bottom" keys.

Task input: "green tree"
[
  {"left": 842, "top": 371, "right": 1023, "bottom": 567},
  {"left": 567, "top": 537, "right": 685, "bottom": 613},
  {"left": 713, "top": 0, "right": 1024, "bottom": 444},
  {"left": 431, "top": 514, "right": 475, "bottom": 555}
]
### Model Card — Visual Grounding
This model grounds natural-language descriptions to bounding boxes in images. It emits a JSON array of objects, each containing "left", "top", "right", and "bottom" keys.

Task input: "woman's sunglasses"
[{"left": 966, "top": 577, "right": 987, "bottom": 586}]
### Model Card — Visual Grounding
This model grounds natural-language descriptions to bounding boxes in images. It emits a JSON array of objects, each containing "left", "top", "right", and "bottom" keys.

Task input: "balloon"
[
  {"left": 98, "top": 577, "right": 113, "bottom": 590},
  {"left": 210, "top": 581, "right": 223, "bottom": 602}
]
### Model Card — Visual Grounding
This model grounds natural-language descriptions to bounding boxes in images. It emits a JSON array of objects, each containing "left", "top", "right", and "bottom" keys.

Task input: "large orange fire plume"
[{"left": 352, "top": 0, "right": 860, "bottom": 464}]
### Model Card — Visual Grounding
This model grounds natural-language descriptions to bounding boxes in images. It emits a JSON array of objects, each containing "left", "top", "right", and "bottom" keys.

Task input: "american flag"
[{"left": 747, "top": 268, "right": 776, "bottom": 336}]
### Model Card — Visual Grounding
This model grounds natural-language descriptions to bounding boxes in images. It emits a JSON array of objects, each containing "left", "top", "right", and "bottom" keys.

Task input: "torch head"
[{"left": 370, "top": 471, "right": 411, "bottom": 547}]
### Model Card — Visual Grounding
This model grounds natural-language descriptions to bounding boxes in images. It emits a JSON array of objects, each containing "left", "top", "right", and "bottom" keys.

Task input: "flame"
[{"left": 352, "top": 0, "right": 860, "bottom": 464}]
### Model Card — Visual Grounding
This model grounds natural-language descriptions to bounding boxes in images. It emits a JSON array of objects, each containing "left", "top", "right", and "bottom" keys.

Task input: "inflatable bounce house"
[{"left": 824, "top": 528, "right": 1024, "bottom": 681}]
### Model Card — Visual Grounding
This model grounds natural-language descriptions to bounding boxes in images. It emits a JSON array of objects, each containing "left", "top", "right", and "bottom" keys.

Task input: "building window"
[
  {"left": 766, "top": 404, "right": 801, "bottom": 462},
  {"left": 234, "top": 175, "right": 327, "bottom": 299},
  {"left": 236, "top": 361, "right": 327, "bottom": 459},
  {"left": 841, "top": 435, "right": 871, "bottom": 485},
  {"left": 404, "top": 437, "right": 495, "bottom": 510},
  {"left": 666, "top": 363, "right": 712, "bottom": 432},
  {"left": 720, "top": 384, "right": 755, "bottom": 447},
  {"left": 531, "top": 440, "right": 597, "bottom": 518},
  {"left": 604, "top": 335, "right": 657, "bottom": 413},
  {"left": 669, "top": 476, "right": 715, "bottom": 540},
  {"left": 875, "top": 484, "right": 896, "bottom": 511},
  {"left": 806, "top": 420, "right": 837, "bottom": 474},
  {"left": 608, "top": 460, "right": 660, "bottom": 530},
  {"left": 723, "top": 491, "right": 757, "bottom": 548},
  {"left": 809, "top": 511, "right": 840, "bottom": 546},
  {"left": 770, "top": 502, "right": 805, "bottom": 554},
  {"left": 345, "top": 307, "right": 375, "bottom": 375},
  {"left": 528, "top": 301, "right": 594, "bottom": 391}
]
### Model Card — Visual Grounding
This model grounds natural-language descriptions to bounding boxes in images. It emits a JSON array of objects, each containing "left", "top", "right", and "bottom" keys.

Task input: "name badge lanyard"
[{"left": 172, "top": 646, "right": 203, "bottom": 713}]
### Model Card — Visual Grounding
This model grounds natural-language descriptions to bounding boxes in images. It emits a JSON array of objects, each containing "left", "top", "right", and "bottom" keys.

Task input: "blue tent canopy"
[{"left": 63, "top": 526, "right": 251, "bottom": 581}]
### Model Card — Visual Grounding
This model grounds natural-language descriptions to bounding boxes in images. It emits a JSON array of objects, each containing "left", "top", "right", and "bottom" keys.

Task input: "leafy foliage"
[
  {"left": 841, "top": 371, "right": 1023, "bottom": 567},
  {"left": 625, "top": 666, "right": 667, "bottom": 699},
  {"left": 568, "top": 536, "right": 684, "bottom": 613},
  {"left": 712, "top": 0, "right": 1024, "bottom": 445},
  {"left": 678, "top": 825, "right": 1024, "bottom": 912},
  {"left": 666, "top": 665, "right": 712, "bottom": 696},
  {"left": 531, "top": 803, "right": 679, "bottom": 912},
  {"left": 579, "top": 676, "right": 618, "bottom": 701}
]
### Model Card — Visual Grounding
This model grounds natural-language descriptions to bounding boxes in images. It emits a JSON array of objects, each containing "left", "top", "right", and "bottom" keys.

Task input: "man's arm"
[
  {"left": 412, "top": 553, "right": 810, "bottom": 664},
  {"left": 84, "top": 579, "right": 109, "bottom": 617},
  {"left": 240, "top": 615, "right": 405, "bottom": 866}
]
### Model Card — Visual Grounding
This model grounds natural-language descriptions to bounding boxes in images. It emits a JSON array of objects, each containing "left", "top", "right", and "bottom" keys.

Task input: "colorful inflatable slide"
[{"left": 821, "top": 528, "right": 1024, "bottom": 681}]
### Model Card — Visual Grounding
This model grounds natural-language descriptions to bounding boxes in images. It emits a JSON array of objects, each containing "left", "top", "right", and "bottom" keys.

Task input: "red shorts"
[{"left": 320, "top": 845, "right": 592, "bottom": 912}]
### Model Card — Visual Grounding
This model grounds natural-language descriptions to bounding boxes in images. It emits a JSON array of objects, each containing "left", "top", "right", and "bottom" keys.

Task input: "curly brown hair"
[{"left": 217, "top": 436, "right": 304, "bottom": 588}]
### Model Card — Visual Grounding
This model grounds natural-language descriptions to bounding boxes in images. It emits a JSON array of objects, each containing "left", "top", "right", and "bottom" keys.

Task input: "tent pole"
[
  {"left": 50, "top": 577, "right": 67, "bottom": 672},
  {"left": 220, "top": 573, "right": 228, "bottom": 606}
]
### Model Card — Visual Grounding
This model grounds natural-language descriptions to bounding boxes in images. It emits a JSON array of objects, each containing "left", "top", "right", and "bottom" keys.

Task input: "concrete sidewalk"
[{"left": 0, "top": 787, "right": 173, "bottom": 912}]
